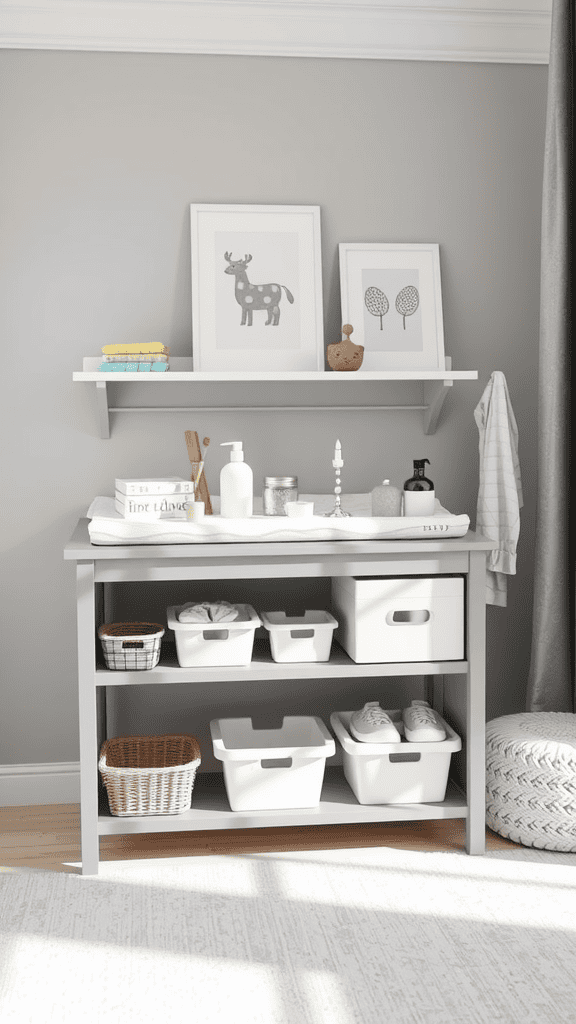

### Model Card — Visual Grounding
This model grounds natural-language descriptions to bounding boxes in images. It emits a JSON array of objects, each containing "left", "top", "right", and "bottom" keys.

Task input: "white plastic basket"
[
  {"left": 331, "top": 709, "right": 461, "bottom": 805},
  {"left": 167, "top": 604, "right": 261, "bottom": 667},
  {"left": 260, "top": 610, "right": 338, "bottom": 663},
  {"left": 210, "top": 716, "right": 335, "bottom": 811}
]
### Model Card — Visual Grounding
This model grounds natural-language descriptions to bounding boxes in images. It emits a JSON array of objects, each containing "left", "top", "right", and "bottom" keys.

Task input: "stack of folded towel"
[
  {"left": 99, "top": 342, "right": 170, "bottom": 372},
  {"left": 178, "top": 601, "right": 239, "bottom": 623}
]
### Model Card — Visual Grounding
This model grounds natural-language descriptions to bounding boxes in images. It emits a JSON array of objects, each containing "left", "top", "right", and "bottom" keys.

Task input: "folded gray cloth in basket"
[{"left": 178, "top": 601, "right": 239, "bottom": 623}]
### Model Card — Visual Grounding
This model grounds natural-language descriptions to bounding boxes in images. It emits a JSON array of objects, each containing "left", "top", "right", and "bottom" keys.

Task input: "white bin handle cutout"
[
  {"left": 261, "top": 758, "right": 293, "bottom": 769},
  {"left": 202, "top": 629, "right": 229, "bottom": 640},
  {"left": 290, "top": 628, "right": 315, "bottom": 639},
  {"left": 386, "top": 609, "right": 430, "bottom": 626}
]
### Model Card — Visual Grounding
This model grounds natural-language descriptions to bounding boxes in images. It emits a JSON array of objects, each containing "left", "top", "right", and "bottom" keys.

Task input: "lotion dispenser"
[
  {"left": 220, "top": 442, "right": 253, "bottom": 518},
  {"left": 403, "top": 458, "right": 435, "bottom": 516}
]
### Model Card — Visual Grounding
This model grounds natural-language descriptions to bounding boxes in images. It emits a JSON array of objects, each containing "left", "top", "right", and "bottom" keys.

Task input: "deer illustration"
[{"left": 224, "top": 252, "right": 294, "bottom": 326}]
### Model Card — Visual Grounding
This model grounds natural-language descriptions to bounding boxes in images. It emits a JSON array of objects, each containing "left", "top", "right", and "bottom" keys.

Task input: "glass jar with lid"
[{"left": 262, "top": 476, "right": 298, "bottom": 516}]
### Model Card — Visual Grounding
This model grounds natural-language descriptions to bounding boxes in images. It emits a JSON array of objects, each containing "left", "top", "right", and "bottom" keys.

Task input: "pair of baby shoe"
[{"left": 349, "top": 700, "right": 446, "bottom": 744}]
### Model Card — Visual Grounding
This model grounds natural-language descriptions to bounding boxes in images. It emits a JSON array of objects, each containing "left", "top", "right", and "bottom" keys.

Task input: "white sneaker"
[
  {"left": 402, "top": 700, "right": 446, "bottom": 742},
  {"left": 350, "top": 702, "right": 402, "bottom": 743}
]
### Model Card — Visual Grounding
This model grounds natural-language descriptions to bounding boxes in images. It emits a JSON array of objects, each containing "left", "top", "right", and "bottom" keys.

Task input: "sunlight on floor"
[
  {"left": 300, "top": 968, "right": 352, "bottom": 1024},
  {"left": 0, "top": 934, "right": 285, "bottom": 1024},
  {"left": 3, "top": 843, "right": 576, "bottom": 1024},
  {"left": 260, "top": 847, "right": 576, "bottom": 929},
  {"left": 92, "top": 852, "right": 261, "bottom": 895}
]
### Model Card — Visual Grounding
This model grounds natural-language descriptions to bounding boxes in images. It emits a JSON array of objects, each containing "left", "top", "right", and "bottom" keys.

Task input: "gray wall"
[{"left": 0, "top": 49, "right": 547, "bottom": 766}]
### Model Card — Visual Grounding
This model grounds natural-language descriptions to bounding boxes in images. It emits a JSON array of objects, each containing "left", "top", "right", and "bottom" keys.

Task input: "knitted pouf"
[{"left": 486, "top": 712, "right": 576, "bottom": 852}]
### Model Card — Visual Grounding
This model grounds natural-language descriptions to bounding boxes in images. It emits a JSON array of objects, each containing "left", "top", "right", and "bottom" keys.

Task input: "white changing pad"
[{"left": 86, "top": 494, "right": 470, "bottom": 545}]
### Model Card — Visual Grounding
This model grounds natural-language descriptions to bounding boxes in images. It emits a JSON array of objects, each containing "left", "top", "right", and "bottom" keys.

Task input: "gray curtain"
[{"left": 526, "top": 0, "right": 574, "bottom": 712}]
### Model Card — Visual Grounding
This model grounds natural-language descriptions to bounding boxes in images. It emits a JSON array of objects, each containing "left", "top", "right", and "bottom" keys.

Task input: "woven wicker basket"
[
  {"left": 99, "top": 734, "right": 201, "bottom": 816},
  {"left": 98, "top": 622, "right": 164, "bottom": 670}
]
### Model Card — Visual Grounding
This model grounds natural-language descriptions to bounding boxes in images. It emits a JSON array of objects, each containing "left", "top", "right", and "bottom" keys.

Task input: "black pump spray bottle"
[{"left": 403, "top": 459, "right": 435, "bottom": 516}]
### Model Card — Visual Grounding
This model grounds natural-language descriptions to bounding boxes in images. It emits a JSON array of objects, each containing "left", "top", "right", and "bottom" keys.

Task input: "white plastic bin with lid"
[
  {"left": 260, "top": 610, "right": 338, "bottom": 663},
  {"left": 331, "top": 575, "right": 464, "bottom": 663},
  {"left": 330, "top": 709, "right": 461, "bottom": 804},
  {"left": 210, "top": 716, "right": 335, "bottom": 811},
  {"left": 167, "top": 604, "right": 261, "bottom": 667}
]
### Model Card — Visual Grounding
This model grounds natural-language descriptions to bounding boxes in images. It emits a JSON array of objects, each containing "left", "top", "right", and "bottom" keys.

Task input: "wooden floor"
[{"left": 0, "top": 803, "right": 518, "bottom": 874}]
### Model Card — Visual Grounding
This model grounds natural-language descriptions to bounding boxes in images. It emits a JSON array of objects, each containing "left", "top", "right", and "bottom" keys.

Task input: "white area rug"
[{"left": 1, "top": 845, "right": 576, "bottom": 1024}]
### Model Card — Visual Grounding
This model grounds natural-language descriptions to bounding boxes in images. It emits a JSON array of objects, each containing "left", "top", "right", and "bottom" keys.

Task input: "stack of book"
[
  {"left": 99, "top": 343, "right": 170, "bottom": 372},
  {"left": 115, "top": 478, "right": 194, "bottom": 519}
]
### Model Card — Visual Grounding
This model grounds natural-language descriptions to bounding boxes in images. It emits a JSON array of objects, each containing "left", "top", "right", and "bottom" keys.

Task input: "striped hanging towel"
[{"left": 474, "top": 371, "right": 523, "bottom": 606}]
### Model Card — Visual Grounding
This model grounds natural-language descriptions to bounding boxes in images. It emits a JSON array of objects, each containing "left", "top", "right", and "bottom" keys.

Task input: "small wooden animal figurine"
[{"left": 327, "top": 324, "right": 364, "bottom": 371}]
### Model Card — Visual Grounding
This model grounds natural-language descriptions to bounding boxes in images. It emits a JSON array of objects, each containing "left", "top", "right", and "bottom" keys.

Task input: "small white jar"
[{"left": 285, "top": 501, "right": 314, "bottom": 518}]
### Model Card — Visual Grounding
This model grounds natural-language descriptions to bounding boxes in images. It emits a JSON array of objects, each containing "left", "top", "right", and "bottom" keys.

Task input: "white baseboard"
[{"left": 0, "top": 762, "right": 80, "bottom": 807}]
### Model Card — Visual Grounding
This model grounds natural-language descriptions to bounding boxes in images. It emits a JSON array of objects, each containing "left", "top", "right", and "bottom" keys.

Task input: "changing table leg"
[
  {"left": 77, "top": 561, "right": 100, "bottom": 875},
  {"left": 465, "top": 550, "right": 487, "bottom": 855}
]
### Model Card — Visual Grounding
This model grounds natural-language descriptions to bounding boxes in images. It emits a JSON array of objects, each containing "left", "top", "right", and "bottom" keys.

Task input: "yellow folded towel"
[{"left": 101, "top": 342, "right": 169, "bottom": 355}]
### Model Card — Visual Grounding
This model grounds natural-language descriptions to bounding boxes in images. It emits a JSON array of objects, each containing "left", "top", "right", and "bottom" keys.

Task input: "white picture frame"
[
  {"left": 190, "top": 204, "right": 324, "bottom": 372},
  {"left": 339, "top": 242, "right": 446, "bottom": 371}
]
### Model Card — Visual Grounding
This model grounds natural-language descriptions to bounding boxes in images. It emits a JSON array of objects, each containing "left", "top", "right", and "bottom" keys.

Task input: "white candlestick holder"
[{"left": 325, "top": 457, "right": 351, "bottom": 517}]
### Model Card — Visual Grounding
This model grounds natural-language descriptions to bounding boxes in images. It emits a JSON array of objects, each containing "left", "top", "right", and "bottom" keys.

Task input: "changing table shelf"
[
  {"left": 97, "top": 770, "right": 467, "bottom": 835},
  {"left": 65, "top": 521, "right": 491, "bottom": 874},
  {"left": 95, "top": 639, "right": 469, "bottom": 686},
  {"left": 73, "top": 357, "right": 478, "bottom": 437}
]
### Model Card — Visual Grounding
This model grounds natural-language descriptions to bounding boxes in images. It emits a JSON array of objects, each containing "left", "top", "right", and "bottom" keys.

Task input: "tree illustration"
[
  {"left": 395, "top": 285, "right": 419, "bottom": 329},
  {"left": 364, "top": 286, "right": 389, "bottom": 330}
]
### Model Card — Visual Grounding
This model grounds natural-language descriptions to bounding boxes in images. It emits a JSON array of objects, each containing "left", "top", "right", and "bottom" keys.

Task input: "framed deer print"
[
  {"left": 338, "top": 243, "right": 446, "bottom": 371},
  {"left": 190, "top": 204, "right": 324, "bottom": 372}
]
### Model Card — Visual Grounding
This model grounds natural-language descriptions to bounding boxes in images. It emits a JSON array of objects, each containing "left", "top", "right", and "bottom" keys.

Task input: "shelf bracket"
[
  {"left": 95, "top": 382, "right": 110, "bottom": 439},
  {"left": 83, "top": 355, "right": 469, "bottom": 437},
  {"left": 422, "top": 357, "right": 452, "bottom": 434}
]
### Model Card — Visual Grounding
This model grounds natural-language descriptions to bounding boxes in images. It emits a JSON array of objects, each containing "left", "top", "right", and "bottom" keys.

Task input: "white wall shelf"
[{"left": 74, "top": 357, "right": 478, "bottom": 437}]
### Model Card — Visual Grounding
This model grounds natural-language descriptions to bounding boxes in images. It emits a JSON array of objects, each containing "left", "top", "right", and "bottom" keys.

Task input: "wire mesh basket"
[
  {"left": 98, "top": 622, "right": 164, "bottom": 670},
  {"left": 99, "top": 734, "right": 202, "bottom": 816}
]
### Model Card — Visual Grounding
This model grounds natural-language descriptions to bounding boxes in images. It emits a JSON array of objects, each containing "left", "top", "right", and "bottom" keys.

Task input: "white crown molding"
[
  {"left": 0, "top": 762, "right": 80, "bottom": 806},
  {"left": 0, "top": 0, "right": 552, "bottom": 64}
]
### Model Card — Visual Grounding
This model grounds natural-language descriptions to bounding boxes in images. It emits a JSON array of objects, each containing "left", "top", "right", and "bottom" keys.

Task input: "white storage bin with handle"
[
  {"left": 331, "top": 575, "right": 464, "bottom": 663},
  {"left": 330, "top": 709, "right": 461, "bottom": 804},
  {"left": 210, "top": 716, "right": 335, "bottom": 811},
  {"left": 167, "top": 603, "right": 261, "bottom": 667},
  {"left": 260, "top": 610, "right": 338, "bottom": 663}
]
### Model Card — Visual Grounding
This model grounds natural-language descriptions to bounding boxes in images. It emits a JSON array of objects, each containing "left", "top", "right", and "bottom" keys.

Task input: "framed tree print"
[
  {"left": 190, "top": 204, "right": 324, "bottom": 372},
  {"left": 339, "top": 243, "right": 446, "bottom": 371}
]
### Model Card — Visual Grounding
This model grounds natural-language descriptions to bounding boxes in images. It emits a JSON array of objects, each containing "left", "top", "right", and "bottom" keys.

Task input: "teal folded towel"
[{"left": 98, "top": 361, "right": 169, "bottom": 372}]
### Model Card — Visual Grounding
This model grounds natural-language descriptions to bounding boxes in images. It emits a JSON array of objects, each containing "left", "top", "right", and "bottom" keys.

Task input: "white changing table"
[{"left": 64, "top": 520, "right": 491, "bottom": 875}]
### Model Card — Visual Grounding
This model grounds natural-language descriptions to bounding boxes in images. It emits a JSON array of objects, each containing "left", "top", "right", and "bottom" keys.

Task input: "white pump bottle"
[{"left": 220, "top": 442, "right": 253, "bottom": 518}]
